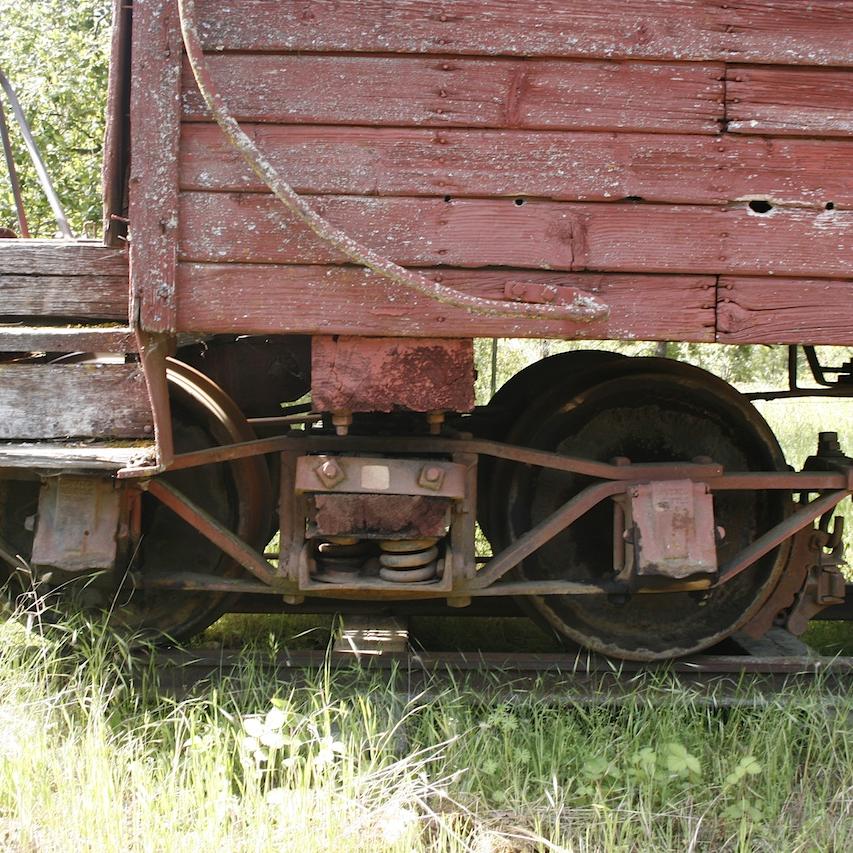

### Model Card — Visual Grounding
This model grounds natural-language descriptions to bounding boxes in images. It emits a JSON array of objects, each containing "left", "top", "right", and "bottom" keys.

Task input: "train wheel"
[
  {"left": 1, "top": 360, "right": 272, "bottom": 642},
  {"left": 477, "top": 349, "right": 624, "bottom": 540},
  {"left": 493, "top": 359, "right": 790, "bottom": 660}
]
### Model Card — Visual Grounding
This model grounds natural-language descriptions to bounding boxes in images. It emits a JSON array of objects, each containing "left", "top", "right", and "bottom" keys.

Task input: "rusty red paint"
[
  {"left": 311, "top": 494, "right": 451, "bottom": 539},
  {"left": 312, "top": 336, "right": 475, "bottom": 413}
]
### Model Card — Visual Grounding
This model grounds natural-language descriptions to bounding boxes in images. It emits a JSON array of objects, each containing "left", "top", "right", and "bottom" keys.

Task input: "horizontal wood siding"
[
  {"left": 0, "top": 241, "right": 128, "bottom": 321},
  {"left": 176, "top": 264, "right": 716, "bottom": 341},
  {"left": 727, "top": 66, "right": 853, "bottom": 137},
  {"left": 129, "top": 0, "right": 853, "bottom": 345},
  {"left": 193, "top": 1, "right": 853, "bottom": 66},
  {"left": 182, "top": 55, "right": 724, "bottom": 133},
  {"left": 717, "top": 278, "right": 853, "bottom": 344},
  {"left": 180, "top": 125, "right": 853, "bottom": 208},
  {"left": 178, "top": 194, "right": 852, "bottom": 278},
  {"left": 0, "top": 364, "right": 153, "bottom": 439}
]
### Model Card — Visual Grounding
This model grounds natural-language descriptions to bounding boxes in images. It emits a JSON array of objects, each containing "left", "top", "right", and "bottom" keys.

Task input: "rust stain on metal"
[{"left": 311, "top": 494, "right": 451, "bottom": 539}]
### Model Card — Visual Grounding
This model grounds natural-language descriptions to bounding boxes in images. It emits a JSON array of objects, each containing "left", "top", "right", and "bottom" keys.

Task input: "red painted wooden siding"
[{"left": 132, "top": 0, "right": 853, "bottom": 344}]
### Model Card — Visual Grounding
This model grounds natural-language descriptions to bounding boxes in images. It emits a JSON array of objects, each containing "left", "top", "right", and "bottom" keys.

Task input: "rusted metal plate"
[
  {"left": 182, "top": 54, "right": 724, "bottom": 133},
  {"left": 296, "top": 456, "right": 467, "bottom": 499},
  {"left": 630, "top": 481, "right": 718, "bottom": 580},
  {"left": 312, "top": 336, "right": 475, "bottom": 413},
  {"left": 181, "top": 125, "right": 853, "bottom": 209},
  {"left": 31, "top": 476, "right": 120, "bottom": 572},
  {"left": 194, "top": 0, "right": 853, "bottom": 67},
  {"left": 0, "top": 364, "right": 153, "bottom": 439},
  {"left": 727, "top": 66, "right": 853, "bottom": 137},
  {"left": 311, "top": 494, "right": 451, "bottom": 539}
]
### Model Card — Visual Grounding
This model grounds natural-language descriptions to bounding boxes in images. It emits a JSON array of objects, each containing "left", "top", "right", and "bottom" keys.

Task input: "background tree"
[{"left": 0, "top": 0, "right": 111, "bottom": 237}]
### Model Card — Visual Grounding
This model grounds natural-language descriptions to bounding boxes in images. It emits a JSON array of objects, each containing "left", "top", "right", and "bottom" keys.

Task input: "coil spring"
[
  {"left": 378, "top": 538, "right": 440, "bottom": 583},
  {"left": 315, "top": 537, "right": 370, "bottom": 583}
]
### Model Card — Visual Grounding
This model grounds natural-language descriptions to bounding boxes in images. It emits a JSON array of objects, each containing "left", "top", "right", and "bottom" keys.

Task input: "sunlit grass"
[{"left": 0, "top": 609, "right": 851, "bottom": 852}]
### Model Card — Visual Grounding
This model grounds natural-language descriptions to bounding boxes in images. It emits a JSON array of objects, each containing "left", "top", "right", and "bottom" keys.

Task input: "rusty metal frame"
[{"left": 129, "top": 430, "right": 853, "bottom": 600}]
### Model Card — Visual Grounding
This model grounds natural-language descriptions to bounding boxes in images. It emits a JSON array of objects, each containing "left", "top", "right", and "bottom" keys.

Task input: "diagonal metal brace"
[{"left": 143, "top": 478, "right": 283, "bottom": 588}]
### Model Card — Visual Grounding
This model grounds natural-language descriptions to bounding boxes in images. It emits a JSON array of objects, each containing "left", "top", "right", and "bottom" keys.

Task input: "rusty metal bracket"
[{"left": 296, "top": 455, "right": 467, "bottom": 499}]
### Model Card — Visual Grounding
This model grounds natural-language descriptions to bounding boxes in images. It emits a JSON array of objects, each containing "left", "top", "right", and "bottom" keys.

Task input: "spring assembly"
[
  {"left": 315, "top": 537, "right": 370, "bottom": 584},
  {"left": 378, "top": 538, "right": 440, "bottom": 583}
]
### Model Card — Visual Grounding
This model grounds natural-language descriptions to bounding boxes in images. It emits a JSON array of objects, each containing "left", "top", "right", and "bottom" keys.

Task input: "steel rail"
[{"left": 140, "top": 646, "right": 853, "bottom": 708}]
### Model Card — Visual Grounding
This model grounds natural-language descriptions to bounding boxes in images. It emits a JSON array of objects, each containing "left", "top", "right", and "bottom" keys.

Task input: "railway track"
[{"left": 142, "top": 624, "right": 852, "bottom": 708}]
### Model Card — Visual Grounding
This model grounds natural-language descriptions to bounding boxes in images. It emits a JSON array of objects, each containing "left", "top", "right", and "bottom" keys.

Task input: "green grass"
[{"left": 0, "top": 611, "right": 851, "bottom": 852}]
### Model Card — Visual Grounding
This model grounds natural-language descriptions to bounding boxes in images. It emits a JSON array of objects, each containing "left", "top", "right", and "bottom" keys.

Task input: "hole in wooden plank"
[
  {"left": 825, "top": 202, "right": 835, "bottom": 211},
  {"left": 748, "top": 200, "right": 773, "bottom": 214},
  {"left": 623, "top": 196, "right": 644, "bottom": 203},
  {"left": 443, "top": 195, "right": 452, "bottom": 203},
  {"left": 514, "top": 198, "right": 526, "bottom": 206}
]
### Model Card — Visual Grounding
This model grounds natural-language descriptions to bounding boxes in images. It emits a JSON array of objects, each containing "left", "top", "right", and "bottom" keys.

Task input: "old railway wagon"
[{"left": 1, "top": 0, "right": 852, "bottom": 660}]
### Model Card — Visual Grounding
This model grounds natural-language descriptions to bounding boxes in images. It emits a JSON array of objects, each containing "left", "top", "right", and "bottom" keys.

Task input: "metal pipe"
[
  {"left": 0, "top": 97, "right": 29, "bottom": 236},
  {"left": 0, "top": 67, "right": 73, "bottom": 238}
]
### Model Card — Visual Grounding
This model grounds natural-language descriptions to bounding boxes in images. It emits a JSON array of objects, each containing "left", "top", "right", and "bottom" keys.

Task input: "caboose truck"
[{"left": 1, "top": 0, "right": 851, "bottom": 660}]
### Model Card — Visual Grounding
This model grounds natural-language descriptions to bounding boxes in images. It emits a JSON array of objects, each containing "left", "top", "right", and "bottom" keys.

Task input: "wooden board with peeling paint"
[
  {"left": 128, "top": 0, "right": 853, "bottom": 346},
  {"left": 193, "top": 1, "right": 853, "bottom": 66}
]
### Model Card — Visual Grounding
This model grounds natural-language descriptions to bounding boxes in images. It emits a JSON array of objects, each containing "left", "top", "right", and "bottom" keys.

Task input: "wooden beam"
[
  {"left": 180, "top": 124, "right": 853, "bottom": 209},
  {"left": 727, "top": 66, "right": 853, "bottom": 137},
  {"left": 0, "top": 442, "right": 156, "bottom": 472},
  {"left": 717, "top": 277, "right": 853, "bottom": 344},
  {"left": 193, "top": 0, "right": 853, "bottom": 66},
  {"left": 0, "top": 364, "right": 153, "bottom": 440},
  {"left": 175, "top": 264, "right": 716, "bottom": 341},
  {"left": 0, "top": 326, "right": 136, "bottom": 353},
  {"left": 182, "top": 54, "right": 724, "bottom": 134},
  {"left": 178, "top": 194, "right": 853, "bottom": 278},
  {"left": 0, "top": 275, "right": 128, "bottom": 320},
  {"left": 0, "top": 240, "right": 127, "bottom": 276},
  {"left": 130, "top": 0, "right": 183, "bottom": 332}
]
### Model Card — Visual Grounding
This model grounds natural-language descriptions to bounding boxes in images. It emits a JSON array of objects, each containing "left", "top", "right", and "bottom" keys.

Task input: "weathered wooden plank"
[
  {"left": 727, "top": 66, "right": 853, "bottom": 137},
  {"left": 130, "top": 0, "right": 182, "bottom": 332},
  {"left": 178, "top": 194, "right": 853, "bottom": 278},
  {"left": 0, "top": 442, "right": 156, "bottom": 472},
  {"left": 175, "top": 264, "right": 717, "bottom": 341},
  {"left": 180, "top": 125, "right": 853, "bottom": 209},
  {"left": 182, "top": 54, "right": 723, "bottom": 133},
  {"left": 195, "top": 0, "right": 853, "bottom": 66},
  {"left": 0, "top": 364, "right": 153, "bottom": 439},
  {"left": 0, "top": 275, "right": 128, "bottom": 320},
  {"left": 717, "top": 277, "right": 853, "bottom": 345},
  {"left": 0, "top": 326, "right": 136, "bottom": 353},
  {"left": 0, "top": 240, "right": 127, "bottom": 276}
]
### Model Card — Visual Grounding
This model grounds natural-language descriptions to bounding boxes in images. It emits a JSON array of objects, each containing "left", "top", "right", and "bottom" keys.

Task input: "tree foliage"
[{"left": 0, "top": 0, "right": 112, "bottom": 237}]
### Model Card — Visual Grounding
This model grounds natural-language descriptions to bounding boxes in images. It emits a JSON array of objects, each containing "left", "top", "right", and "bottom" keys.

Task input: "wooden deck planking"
[
  {"left": 0, "top": 240, "right": 127, "bottom": 276},
  {"left": 175, "top": 264, "right": 716, "bottom": 341},
  {"left": 179, "top": 125, "right": 852, "bottom": 209},
  {"left": 727, "top": 66, "right": 853, "bottom": 137},
  {"left": 0, "top": 364, "right": 153, "bottom": 440},
  {"left": 182, "top": 54, "right": 724, "bottom": 134},
  {"left": 178, "top": 193, "right": 853, "bottom": 278},
  {"left": 193, "top": 0, "right": 853, "bottom": 66},
  {"left": 0, "top": 275, "right": 128, "bottom": 320}
]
